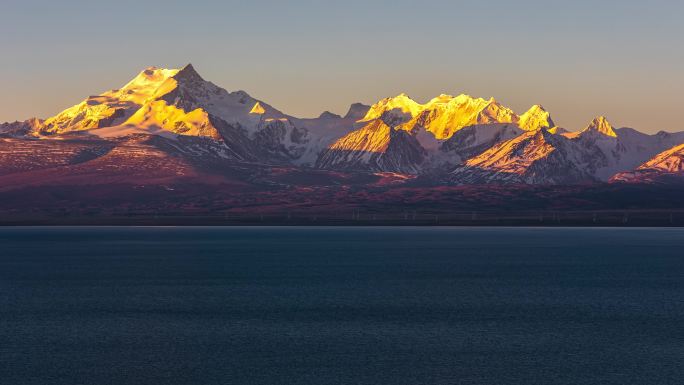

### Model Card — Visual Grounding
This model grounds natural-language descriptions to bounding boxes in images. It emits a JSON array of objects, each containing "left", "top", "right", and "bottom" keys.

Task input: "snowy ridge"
[
  {"left": 518, "top": 105, "right": 555, "bottom": 131},
  {"left": 611, "top": 143, "right": 684, "bottom": 183},
  {"left": 319, "top": 93, "right": 546, "bottom": 172},
  {"left": 444, "top": 116, "right": 684, "bottom": 184},
  {"left": 316, "top": 120, "right": 426, "bottom": 173},
  {"left": 447, "top": 129, "right": 596, "bottom": 184},
  {"left": 2, "top": 64, "right": 684, "bottom": 185}
]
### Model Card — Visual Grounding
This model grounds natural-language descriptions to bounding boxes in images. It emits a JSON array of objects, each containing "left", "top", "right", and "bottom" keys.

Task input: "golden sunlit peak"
[
  {"left": 125, "top": 67, "right": 179, "bottom": 87},
  {"left": 454, "top": 94, "right": 475, "bottom": 101},
  {"left": 361, "top": 93, "right": 422, "bottom": 122},
  {"left": 451, "top": 94, "right": 489, "bottom": 106},
  {"left": 583, "top": 116, "right": 617, "bottom": 137},
  {"left": 39, "top": 65, "right": 184, "bottom": 134},
  {"left": 250, "top": 102, "right": 266, "bottom": 115},
  {"left": 519, "top": 104, "right": 555, "bottom": 131},
  {"left": 427, "top": 94, "right": 456, "bottom": 105}
]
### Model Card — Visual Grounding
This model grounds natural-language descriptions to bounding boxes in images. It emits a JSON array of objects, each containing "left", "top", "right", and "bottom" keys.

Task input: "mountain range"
[{"left": 1, "top": 64, "right": 683, "bottom": 223}]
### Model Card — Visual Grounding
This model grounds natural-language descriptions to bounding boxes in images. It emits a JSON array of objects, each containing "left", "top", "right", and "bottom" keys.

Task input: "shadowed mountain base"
[{"left": 1, "top": 181, "right": 683, "bottom": 226}]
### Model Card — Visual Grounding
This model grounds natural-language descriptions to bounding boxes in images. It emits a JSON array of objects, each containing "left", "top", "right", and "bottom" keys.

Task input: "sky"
[{"left": 1, "top": 0, "right": 682, "bottom": 132}]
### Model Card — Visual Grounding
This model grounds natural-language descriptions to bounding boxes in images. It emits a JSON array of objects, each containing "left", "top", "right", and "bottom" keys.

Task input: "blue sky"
[{"left": 1, "top": 0, "right": 682, "bottom": 132}]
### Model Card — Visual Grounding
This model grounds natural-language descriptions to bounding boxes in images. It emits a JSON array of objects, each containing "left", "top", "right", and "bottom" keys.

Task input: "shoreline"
[{"left": 2, "top": 209, "right": 683, "bottom": 227}]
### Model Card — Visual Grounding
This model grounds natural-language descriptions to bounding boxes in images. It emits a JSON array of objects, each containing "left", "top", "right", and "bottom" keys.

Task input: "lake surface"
[{"left": 1, "top": 227, "right": 684, "bottom": 385}]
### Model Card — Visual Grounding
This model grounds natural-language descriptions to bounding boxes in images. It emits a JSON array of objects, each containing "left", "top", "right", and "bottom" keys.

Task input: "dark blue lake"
[{"left": 1, "top": 227, "right": 683, "bottom": 384}]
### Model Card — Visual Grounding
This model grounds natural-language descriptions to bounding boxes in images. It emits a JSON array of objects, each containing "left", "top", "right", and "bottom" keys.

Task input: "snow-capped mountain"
[
  {"left": 444, "top": 116, "right": 684, "bottom": 185},
  {"left": 359, "top": 93, "right": 522, "bottom": 139},
  {"left": 316, "top": 119, "right": 426, "bottom": 173},
  {"left": 447, "top": 128, "right": 597, "bottom": 185},
  {"left": 440, "top": 124, "right": 523, "bottom": 165},
  {"left": 290, "top": 104, "right": 370, "bottom": 165},
  {"left": 39, "top": 67, "right": 184, "bottom": 134},
  {"left": 611, "top": 143, "right": 684, "bottom": 183},
  {"left": 2, "top": 64, "right": 684, "bottom": 187},
  {"left": 316, "top": 93, "right": 554, "bottom": 172},
  {"left": 518, "top": 105, "right": 555, "bottom": 132},
  {"left": 567, "top": 117, "right": 684, "bottom": 180},
  {"left": 16, "top": 64, "right": 365, "bottom": 164}
]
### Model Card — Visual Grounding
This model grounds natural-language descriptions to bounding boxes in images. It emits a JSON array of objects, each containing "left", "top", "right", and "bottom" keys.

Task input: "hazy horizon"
[{"left": 2, "top": 0, "right": 683, "bottom": 133}]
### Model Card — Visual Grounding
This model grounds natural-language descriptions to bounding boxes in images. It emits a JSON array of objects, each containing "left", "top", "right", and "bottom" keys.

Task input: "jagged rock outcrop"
[{"left": 0, "top": 118, "right": 43, "bottom": 137}]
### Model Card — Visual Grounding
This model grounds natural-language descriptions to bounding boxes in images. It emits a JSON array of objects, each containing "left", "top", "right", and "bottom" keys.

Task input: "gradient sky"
[{"left": 1, "top": 0, "right": 682, "bottom": 132}]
